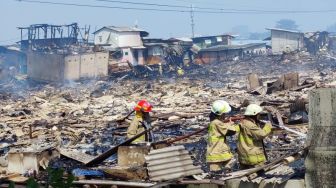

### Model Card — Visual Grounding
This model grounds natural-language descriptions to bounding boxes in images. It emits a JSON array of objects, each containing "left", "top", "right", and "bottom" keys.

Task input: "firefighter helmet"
[
  {"left": 211, "top": 100, "right": 231, "bottom": 115},
  {"left": 134, "top": 100, "right": 153, "bottom": 112}
]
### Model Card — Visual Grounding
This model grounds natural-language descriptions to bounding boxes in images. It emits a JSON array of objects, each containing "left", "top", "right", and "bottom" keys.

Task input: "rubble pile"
[{"left": 0, "top": 53, "right": 335, "bottom": 186}]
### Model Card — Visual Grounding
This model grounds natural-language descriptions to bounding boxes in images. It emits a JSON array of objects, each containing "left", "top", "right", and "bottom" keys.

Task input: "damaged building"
[
  {"left": 19, "top": 23, "right": 108, "bottom": 82},
  {"left": 18, "top": 23, "right": 80, "bottom": 52},
  {"left": 1, "top": 19, "right": 336, "bottom": 188},
  {"left": 93, "top": 26, "right": 149, "bottom": 73},
  {"left": 304, "top": 31, "right": 330, "bottom": 55},
  {"left": 0, "top": 45, "right": 26, "bottom": 74},
  {"left": 192, "top": 34, "right": 234, "bottom": 49},
  {"left": 195, "top": 43, "right": 266, "bottom": 64},
  {"left": 267, "top": 28, "right": 304, "bottom": 55}
]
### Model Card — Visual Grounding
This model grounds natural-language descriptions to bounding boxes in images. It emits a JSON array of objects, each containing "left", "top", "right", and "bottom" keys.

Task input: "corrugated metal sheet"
[
  {"left": 145, "top": 145, "right": 203, "bottom": 181},
  {"left": 241, "top": 164, "right": 296, "bottom": 185}
]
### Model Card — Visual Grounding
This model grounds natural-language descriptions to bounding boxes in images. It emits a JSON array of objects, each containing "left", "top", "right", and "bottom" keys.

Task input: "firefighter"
[
  {"left": 127, "top": 100, "right": 153, "bottom": 143},
  {"left": 206, "top": 100, "right": 237, "bottom": 173},
  {"left": 177, "top": 67, "right": 184, "bottom": 76},
  {"left": 236, "top": 104, "right": 272, "bottom": 169}
]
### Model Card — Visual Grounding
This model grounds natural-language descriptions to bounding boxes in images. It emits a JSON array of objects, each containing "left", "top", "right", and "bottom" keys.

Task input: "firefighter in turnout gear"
[
  {"left": 206, "top": 100, "right": 237, "bottom": 173},
  {"left": 127, "top": 100, "right": 153, "bottom": 143},
  {"left": 236, "top": 104, "right": 272, "bottom": 169}
]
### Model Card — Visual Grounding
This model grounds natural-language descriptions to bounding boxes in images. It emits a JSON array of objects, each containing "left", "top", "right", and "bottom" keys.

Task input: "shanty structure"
[
  {"left": 93, "top": 26, "right": 149, "bottom": 72},
  {"left": 266, "top": 28, "right": 304, "bottom": 55},
  {"left": 195, "top": 43, "right": 266, "bottom": 64},
  {"left": 304, "top": 31, "right": 329, "bottom": 55},
  {"left": 142, "top": 38, "right": 193, "bottom": 66},
  {"left": 142, "top": 38, "right": 168, "bottom": 65},
  {"left": 192, "top": 34, "right": 234, "bottom": 49},
  {"left": 18, "top": 23, "right": 79, "bottom": 51},
  {"left": 0, "top": 46, "right": 27, "bottom": 73}
]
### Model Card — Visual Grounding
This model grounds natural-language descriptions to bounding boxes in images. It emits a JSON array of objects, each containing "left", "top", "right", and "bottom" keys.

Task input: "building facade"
[
  {"left": 195, "top": 43, "right": 266, "bottom": 64},
  {"left": 267, "top": 28, "right": 304, "bottom": 55},
  {"left": 192, "top": 35, "right": 234, "bottom": 49},
  {"left": 93, "top": 26, "right": 149, "bottom": 72}
]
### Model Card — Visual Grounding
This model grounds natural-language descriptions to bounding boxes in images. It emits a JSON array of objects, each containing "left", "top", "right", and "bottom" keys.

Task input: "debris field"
[{"left": 0, "top": 52, "right": 336, "bottom": 187}]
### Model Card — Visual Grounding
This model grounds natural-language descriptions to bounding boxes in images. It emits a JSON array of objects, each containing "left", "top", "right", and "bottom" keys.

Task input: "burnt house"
[
  {"left": 18, "top": 23, "right": 109, "bottom": 82},
  {"left": 304, "top": 31, "right": 329, "bottom": 55},
  {"left": 192, "top": 34, "right": 234, "bottom": 49},
  {"left": 0, "top": 46, "right": 27, "bottom": 73},
  {"left": 266, "top": 28, "right": 304, "bottom": 55},
  {"left": 142, "top": 38, "right": 168, "bottom": 65},
  {"left": 195, "top": 43, "right": 266, "bottom": 64},
  {"left": 18, "top": 23, "right": 79, "bottom": 51},
  {"left": 93, "top": 26, "right": 149, "bottom": 73}
]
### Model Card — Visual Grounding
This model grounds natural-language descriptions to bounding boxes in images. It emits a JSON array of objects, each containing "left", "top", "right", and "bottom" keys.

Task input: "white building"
[
  {"left": 93, "top": 26, "right": 149, "bottom": 66},
  {"left": 266, "top": 28, "right": 304, "bottom": 55}
]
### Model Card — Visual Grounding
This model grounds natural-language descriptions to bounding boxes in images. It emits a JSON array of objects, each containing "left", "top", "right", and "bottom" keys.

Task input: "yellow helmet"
[
  {"left": 211, "top": 100, "right": 231, "bottom": 115},
  {"left": 244, "top": 104, "right": 263, "bottom": 116}
]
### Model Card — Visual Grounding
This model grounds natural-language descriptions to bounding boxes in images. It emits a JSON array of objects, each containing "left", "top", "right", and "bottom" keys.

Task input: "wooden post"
[
  {"left": 305, "top": 89, "right": 336, "bottom": 187},
  {"left": 29, "top": 124, "right": 33, "bottom": 139},
  {"left": 247, "top": 73, "right": 261, "bottom": 90},
  {"left": 283, "top": 72, "right": 299, "bottom": 90}
]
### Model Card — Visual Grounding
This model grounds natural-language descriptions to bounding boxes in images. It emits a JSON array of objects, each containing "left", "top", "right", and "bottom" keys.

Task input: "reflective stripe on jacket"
[
  {"left": 127, "top": 112, "right": 145, "bottom": 143},
  {"left": 236, "top": 118, "right": 272, "bottom": 165},
  {"left": 206, "top": 119, "right": 236, "bottom": 163}
]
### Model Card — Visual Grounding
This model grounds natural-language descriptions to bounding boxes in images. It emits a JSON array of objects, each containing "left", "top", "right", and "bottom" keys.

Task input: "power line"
[
  {"left": 190, "top": 4, "right": 195, "bottom": 37},
  {"left": 92, "top": 0, "right": 249, "bottom": 11},
  {"left": 15, "top": 0, "right": 336, "bottom": 14},
  {"left": 156, "top": 0, "right": 336, "bottom": 13},
  {"left": 162, "top": 0, "right": 228, "bottom": 6},
  {"left": 16, "top": 0, "right": 190, "bottom": 12},
  {"left": 93, "top": 0, "right": 336, "bottom": 13},
  {"left": 94, "top": 0, "right": 189, "bottom": 9}
]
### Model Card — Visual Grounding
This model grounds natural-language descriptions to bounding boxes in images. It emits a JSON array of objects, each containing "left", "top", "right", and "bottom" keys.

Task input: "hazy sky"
[{"left": 1, "top": 0, "right": 336, "bottom": 44}]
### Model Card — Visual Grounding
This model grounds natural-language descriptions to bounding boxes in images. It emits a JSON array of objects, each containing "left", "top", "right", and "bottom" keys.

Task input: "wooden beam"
[
  {"left": 85, "top": 126, "right": 155, "bottom": 166},
  {"left": 73, "top": 179, "right": 155, "bottom": 187}
]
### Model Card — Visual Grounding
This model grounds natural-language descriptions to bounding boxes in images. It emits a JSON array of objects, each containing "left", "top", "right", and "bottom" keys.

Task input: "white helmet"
[
  {"left": 244, "top": 104, "right": 263, "bottom": 116},
  {"left": 211, "top": 100, "right": 231, "bottom": 115}
]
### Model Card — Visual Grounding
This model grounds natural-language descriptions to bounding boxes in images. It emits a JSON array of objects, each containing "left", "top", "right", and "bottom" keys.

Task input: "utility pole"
[{"left": 190, "top": 4, "right": 195, "bottom": 38}]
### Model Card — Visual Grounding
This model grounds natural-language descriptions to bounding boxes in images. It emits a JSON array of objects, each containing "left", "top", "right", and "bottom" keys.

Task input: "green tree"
[
  {"left": 275, "top": 19, "right": 298, "bottom": 30},
  {"left": 46, "top": 168, "right": 75, "bottom": 188},
  {"left": 27, "top": 178, "right": 39, "bottom": 188}
]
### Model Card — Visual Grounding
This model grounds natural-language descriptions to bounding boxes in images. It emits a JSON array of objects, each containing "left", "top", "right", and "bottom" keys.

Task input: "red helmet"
[{"left": 134, "top": 100, "right": 153, "bottom": 112}]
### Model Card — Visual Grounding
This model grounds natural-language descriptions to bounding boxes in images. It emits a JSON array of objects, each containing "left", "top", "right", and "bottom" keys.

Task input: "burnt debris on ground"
[{"left": 0, "top": 51, "right": 335, "bottom": 186}]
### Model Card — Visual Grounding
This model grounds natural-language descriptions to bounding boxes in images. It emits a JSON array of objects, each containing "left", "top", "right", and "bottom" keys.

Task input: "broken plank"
[
  {"left": 85, "top": 125, "right": 157, "bottom": 166},
  {"left": 73, "top": 179, "right": 155, "bottom": 187},
  {"left": 60, "top": 149, "right": 95, "bottom": 164}
]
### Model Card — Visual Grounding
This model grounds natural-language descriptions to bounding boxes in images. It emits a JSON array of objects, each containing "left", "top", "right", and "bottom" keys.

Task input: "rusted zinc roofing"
[{"left": 145, "top": 145, "right": 203, "bottom": 181}]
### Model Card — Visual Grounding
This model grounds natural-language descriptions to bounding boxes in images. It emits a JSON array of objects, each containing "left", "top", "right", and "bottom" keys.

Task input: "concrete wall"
[
  {"left": 271, "top": 30, "right": 304, "bottom": 54},
  {"left": 305, "top": 89, "right": 336, "bottom": 188},
  {"left": 27, "top": 52, "right": 64, "bottom": 82},
  {"left": 28, "top": 52, "right": 108, "bottom": 82},
  {"left": 121, "top": 48, "right": 137, "bottom": 65},
  {"left": 118, "top": 32, "right": 143, "bottom": 47},
  {"left": 64, "top": 52, "right": 108, "bottom": 80},
  {"left": 94, "top": 29, "right": 143, "bottom": 48}
]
